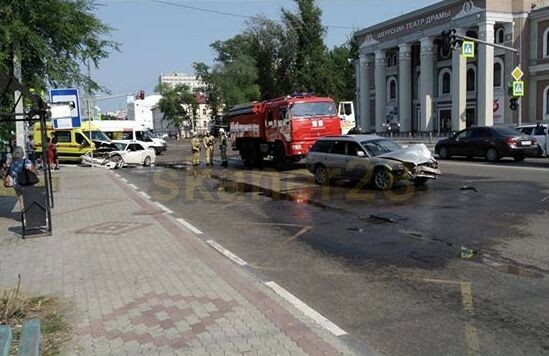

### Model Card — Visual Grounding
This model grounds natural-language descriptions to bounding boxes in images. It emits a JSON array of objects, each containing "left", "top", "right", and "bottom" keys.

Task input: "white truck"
[
  {"left": 338, "top": 101, "right": 357, "bottom": 134},
  {"left": 92, "top": 120, "right": 167, "bottom": 155}
]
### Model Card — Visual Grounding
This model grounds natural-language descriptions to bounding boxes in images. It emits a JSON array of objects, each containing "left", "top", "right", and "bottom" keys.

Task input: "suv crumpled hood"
[{"left": 377, "top": 144, "right": 434, "bottom": 165}]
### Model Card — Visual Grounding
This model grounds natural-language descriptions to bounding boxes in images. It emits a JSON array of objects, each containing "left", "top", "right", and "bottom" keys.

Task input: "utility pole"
[
  {"left": 87, "top": 59, "right": 94, "bottom": 168},
  {"left": 14, "top": 47, "right": 26, "bottom": 154}
]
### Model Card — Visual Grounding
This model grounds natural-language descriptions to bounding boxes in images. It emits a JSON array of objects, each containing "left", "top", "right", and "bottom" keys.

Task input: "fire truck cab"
[{"left": 229, "top": 93, "right": 341, "bottom": 169}]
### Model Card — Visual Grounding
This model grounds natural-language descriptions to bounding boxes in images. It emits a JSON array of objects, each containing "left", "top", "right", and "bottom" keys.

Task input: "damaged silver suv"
[{"left": 305, "top": 135, "right": 441, "bottom": 190}]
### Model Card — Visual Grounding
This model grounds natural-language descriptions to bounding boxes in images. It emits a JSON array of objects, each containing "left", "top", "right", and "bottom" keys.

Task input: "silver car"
[{"left": 305, "top": 135, "right": 441, "bottom": 190}]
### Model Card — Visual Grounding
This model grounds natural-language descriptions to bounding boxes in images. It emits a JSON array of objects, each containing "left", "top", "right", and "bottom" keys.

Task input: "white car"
[
  {"left": 108, "top": 141, "right": 156, "bottom": 167},
  {"left": 516, "top": 124, "right": 548, "bottom": 157}
]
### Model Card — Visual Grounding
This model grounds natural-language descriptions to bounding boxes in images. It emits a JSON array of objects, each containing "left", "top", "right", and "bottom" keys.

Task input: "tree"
[
  {"left": 245, "top": 16, "right": 295, "bottom": 99},
  {"left": 0, "top": 0, "right": 119, "bottom": 99},
  {"left": 282, "top": 0, "right": 328, "bottom": 95},
  {"left": 194, "top": 38, "right": 260, "bottom": 111},
  {"left": 193, "top": 62, "right": 222, "bottom": 119},
  {"left": 155, "top": 84, "right": 198, "bottom": 132},
  {"left": 325, "top": 35, "right": 359, "bottom": 102}
]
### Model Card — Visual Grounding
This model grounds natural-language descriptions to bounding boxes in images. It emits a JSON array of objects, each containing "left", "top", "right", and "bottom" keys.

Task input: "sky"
[{"left": 92, "top": 0, "right": 440, "bottom": 112}]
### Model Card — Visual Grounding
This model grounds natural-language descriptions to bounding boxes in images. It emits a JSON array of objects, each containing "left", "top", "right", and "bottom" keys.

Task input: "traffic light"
[
  {"left": 509, "top": 98, "right": 518, "bottom": 111},
  {"left": 441, "top": 29, "right": 462, "bottom": 52},
  {"left": 441, "top": 30, "right": 451, "bottom": 52}
]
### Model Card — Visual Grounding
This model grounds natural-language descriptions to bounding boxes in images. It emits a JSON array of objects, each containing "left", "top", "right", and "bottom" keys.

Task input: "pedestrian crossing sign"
[
  {"left": 462, "top": 41, "right": 475, "bottom": 58},
  {"left": 513, "top": 81, "right": 524, "bottom": 97}
]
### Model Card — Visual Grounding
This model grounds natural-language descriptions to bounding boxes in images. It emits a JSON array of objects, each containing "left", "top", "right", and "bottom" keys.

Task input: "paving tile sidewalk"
[{"left": 0, "top": 166, "right": 358, "bottom": 355}]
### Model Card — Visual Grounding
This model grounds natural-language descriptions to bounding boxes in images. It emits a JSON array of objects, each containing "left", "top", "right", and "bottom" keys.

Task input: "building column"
[
  {"left": 398, "top": 43, "right": 412, "bottom": 132},
  {"left": 359, "top": 53, "right": 373, "bottom": 132},
  {"left": 452, "top": 30, "right": 467, "bottom": 132},
  {"left": 374, "top": 49, "right": 387, "bottom": 132},
  {"left": 478, "top": 20, "right": 495, "bottom": 126},
  {"left": 419, "top": 37, "right": 435, "bottom": 132}
]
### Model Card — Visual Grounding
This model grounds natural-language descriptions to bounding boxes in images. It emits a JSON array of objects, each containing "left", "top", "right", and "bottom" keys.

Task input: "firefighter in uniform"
[
  {"left": 203, "top": 131, "right": 215, "bottom": 166},
  {"left": 190, "top": 132, "right": 201, "bottom": 166},
  {"left": 219, "top": 128, "right": 228, "bottom": 167}
]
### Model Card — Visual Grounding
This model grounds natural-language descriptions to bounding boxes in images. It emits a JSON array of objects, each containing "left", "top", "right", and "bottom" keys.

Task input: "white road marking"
[
  {"left": 120, "top": 177, "right": 128, "bottom": 183},
  {"left": 440, "top": 160, "right": 549, "bottom": 172},
  {"left": 542, "top": 196, "right": 549, "bottom": 202},
  {"left": 153, "top": 201, "right": 173, "bottom": 214},
  {"left": 206, "top": 240, "right": 247, "bottom": 266},
  {"left": 139, "top": 191, "right": 151, "bottom": 199},
  {"left": 264, "top": 281, "right": 347, "bottom": 337},
  {"left": 129, "top": 184, "right": 139, "bottom": 191},
  {"left": 176, "top": 218, "right": 203, "bottom": 235}
]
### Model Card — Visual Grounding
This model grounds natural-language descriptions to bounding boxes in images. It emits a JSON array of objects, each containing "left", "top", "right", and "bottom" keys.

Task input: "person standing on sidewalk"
[
  {"left": 26, "top": 134, "right": 36, "bottom": 165},
  {"left": 218, "top": 128, "right": 228, "bottom": 167},
  {"left": 48, "top": 133, "right": 59, "bottom": 170},
  {"left": 4, "top": 146, "right": 37, "bottom": 209},
  {"left": 203, "top": 131, "right": 215, "bottom": 166},
  {"left": 190, "top": 132, "right": 201, "bottom": 166}
]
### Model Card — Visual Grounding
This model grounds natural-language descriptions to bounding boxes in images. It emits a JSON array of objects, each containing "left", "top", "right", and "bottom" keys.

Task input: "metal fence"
[{"left": 377, "top": 132, "right": 453, "bottom": 144}]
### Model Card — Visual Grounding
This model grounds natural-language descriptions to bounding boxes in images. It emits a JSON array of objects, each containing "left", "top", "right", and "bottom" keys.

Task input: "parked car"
[
  {"left": 82, "top": 141, "right": 155, "bottom": 168},
  {"left": 516, "top": 123, "right": 548, "bottom": 157},
  {"left": 435, "top": 126, "right": 539, "bottom": 162},
  {"left": 305, "top": 135, "right": 441, "bottom": 190}
]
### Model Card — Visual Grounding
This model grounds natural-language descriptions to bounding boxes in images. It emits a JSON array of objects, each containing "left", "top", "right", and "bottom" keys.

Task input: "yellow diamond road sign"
[
  {"left": 462, "top": 41, "right": 475, "bottom": 58},
  {"left": 512, "top": 66, "right": 524, "bottom": 81},
  {"left": 513, "top": 81, "right": 524, "bottom": 97}
]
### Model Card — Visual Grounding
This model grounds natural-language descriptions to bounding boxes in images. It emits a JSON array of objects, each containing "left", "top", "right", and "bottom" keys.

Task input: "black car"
[{"left": 435, "top": 126, "right": 538, "bottom": 162}]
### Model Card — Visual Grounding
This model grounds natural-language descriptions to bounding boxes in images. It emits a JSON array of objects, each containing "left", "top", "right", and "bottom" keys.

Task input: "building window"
[
  {"left": 495, "top": 28, "right": 504, "bottom": 44},
  {"left": 493, "top": 59, "right": 503, "bottom": 88},
  {"left": 467, "top": 66, "right": 476, "bottom": 92},
  {"left": 544, "top": 86, "right": 549, "bottom": 118},
  {"left": 544, "top": 28, "right": 549, "bottom": 58},
  {"left": 387, "top": 77, "right": 397, "bottom": 101},
  {"left": 438, "top": 69, "right": 452, "bottom": 96},
  {"left": 202, "top": 108, "right": 207, "bottom": 115}
]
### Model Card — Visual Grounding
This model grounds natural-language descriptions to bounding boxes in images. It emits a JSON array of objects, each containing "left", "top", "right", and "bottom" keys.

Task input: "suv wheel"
[
  {"left": 373, "top": 167, "right": 394, "bottom": 190},
  {"left": 314, "top": 165, "right": 329, "bottom": 185}
]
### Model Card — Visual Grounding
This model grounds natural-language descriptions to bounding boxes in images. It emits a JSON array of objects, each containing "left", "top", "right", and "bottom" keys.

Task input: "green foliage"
[
  {"left": 325, "top": 36, "right": 359, "bottom": 103},
  {"left": 155, "top": 84, "right": 198, "bottom": 130},
  {"left": 0, "top": 0, "right": 119, "bottom": 103},
  {"left": 195, "top": 0, "right": 356, "bottom": 109},
  {"left": 195, "top": 30, "right": 260, "bottom": 113},
  {"left": 282, "top": 0, "right": 328, "bottom": 94}
]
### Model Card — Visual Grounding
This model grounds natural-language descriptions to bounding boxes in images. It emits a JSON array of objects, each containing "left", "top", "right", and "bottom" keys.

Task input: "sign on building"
[
  {"left": 512, "top": 81, "right": 524, "bottom": 97},
  {"left": 49, "top": 88, "right": 81, "bottom": 129},
  {"left": 462, "top": 41, "right": 475, "bottom": 58}
]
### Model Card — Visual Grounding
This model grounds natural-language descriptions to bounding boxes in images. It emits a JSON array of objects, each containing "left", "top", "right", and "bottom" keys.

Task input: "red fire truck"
[{"left": 228, "top": 93, "right": 341, "bottom": 169}]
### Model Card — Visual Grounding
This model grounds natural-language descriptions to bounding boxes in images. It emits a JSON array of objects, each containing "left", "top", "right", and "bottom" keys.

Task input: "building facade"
[
  {"left": 152, "top": 93, "right": 215, "bottom": 138},
  {"left": 127, "top": 94, "right": 162, "bottom": 130},
  {"left": 158, "top": 73, "right": 204, "bottom": 92},
  {"left": 355, "top": 0, "right": 549, "bottom": 133}
]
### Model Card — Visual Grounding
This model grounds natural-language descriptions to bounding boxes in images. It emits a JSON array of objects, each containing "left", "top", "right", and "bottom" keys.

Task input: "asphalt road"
[{"left": 118, "top": 141, "right": 549, "bottom": 356}]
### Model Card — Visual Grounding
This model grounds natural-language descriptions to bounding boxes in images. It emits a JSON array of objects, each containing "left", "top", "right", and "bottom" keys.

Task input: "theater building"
[{"left": 355, "top": 0, "right": 549, "bottom": 133}]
